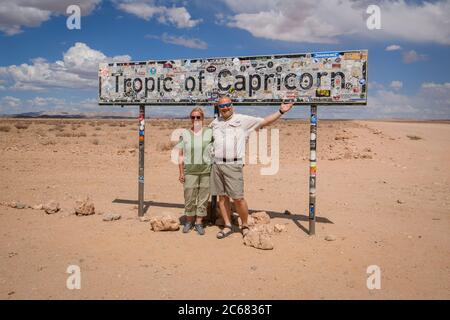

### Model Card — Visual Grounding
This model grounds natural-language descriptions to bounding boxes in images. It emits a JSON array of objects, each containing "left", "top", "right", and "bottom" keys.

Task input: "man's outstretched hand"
[{"left": 280, "top": 102, "right": 294, "bottom": 113}]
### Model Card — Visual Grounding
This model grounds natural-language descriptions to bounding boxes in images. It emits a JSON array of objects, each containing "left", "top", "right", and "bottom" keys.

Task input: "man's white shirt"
[{"left": 209, "top": 113, "right": 263, "bottom": 160}]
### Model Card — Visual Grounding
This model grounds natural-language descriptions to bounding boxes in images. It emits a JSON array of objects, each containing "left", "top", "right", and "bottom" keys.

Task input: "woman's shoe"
[
  {"left": 183, "top": 221, "right": 193, "bottom": 233},
  {"left": 194, "top": 224, "right": 205, "bottom": 235}
]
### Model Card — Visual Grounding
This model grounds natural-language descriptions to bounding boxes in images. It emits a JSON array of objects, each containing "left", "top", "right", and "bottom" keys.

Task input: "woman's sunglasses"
[
  {"left": 217, "top": 102, "right": 232, "bottom": 109},
  {"left": 190, "top": 116, "right": 202, "bottom": 120}
]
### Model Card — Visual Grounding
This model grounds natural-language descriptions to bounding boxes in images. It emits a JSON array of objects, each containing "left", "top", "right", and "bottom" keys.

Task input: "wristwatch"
[{"left": 279, "top": 109, "right": 285, "bottom": 115}]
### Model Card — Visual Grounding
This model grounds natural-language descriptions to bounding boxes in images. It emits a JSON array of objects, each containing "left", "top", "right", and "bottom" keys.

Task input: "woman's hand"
[{"left": 179, "top": 173, "right": 185, "bottom": 184}]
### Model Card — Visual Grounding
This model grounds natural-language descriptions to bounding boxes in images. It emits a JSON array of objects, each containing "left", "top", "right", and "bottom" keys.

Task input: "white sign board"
[{"left": 98, "top": 50, "right": 368, "bottom": 105}]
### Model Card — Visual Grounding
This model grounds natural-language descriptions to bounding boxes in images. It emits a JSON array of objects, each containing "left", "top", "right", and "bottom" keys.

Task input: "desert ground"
[{"left": 0, "top": 117, "right": 449, "bottom": 300}]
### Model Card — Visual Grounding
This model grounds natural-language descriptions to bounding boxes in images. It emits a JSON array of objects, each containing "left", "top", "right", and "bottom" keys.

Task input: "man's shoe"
[
  {"left": 183, "top": 221, "right": 193, "bottom": 233},
  {"left": 194, "top": 224, "right": 205, "bottom": 235}
]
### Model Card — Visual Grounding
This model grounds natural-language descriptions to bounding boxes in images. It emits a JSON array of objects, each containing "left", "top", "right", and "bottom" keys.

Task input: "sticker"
[
  {"left": 313, "top": 52, "right": 339, "bottom": 59},
  {"left": 316, "top": 89, "right": 331, "bottom": 97},
  {"left": 206, "top": 65, "right": 216, "bottom": 73},
  {"left": 310, "top": 176, "right": 316, "bottom": 188},
  {"left": 309, "top": 204, "right": 315, "bottom": 218},
  {"left": 139, "top": 176, "right": 144, "bottom": 183}
]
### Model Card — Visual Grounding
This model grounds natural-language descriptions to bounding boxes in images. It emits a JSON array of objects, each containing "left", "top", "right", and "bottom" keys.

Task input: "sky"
[{"left": 0, "top": 0, "right": 449, "bottom": 119}]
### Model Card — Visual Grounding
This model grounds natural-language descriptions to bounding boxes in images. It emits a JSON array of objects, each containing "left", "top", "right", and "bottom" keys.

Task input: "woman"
[{"left": 177, "top": 107, "right": 213, "bottom": 235}]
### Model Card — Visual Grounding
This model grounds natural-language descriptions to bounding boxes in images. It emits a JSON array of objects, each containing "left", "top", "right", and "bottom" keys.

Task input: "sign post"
[
  {"left": 98, "top": 50, "right": 368, "bottom": 234},
  {"left": 309, "top": 105, "right": 317, "bottom": 235},
  {"left": 210, "top": 104, "right": 219, "bottom": 224},
  {"left": 138, "top": 104, "right": 145, "bottom": 217}
]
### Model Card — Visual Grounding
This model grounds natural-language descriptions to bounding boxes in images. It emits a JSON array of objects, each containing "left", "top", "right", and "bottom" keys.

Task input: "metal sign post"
[
  {"left": 138, "top": 104, "right": 145, "bottom": 217},
  {"left": 210, "top": 104, "right": 219, "bottom": 224},
  {"left": 309, "top": 105, "right": 317, "bottom": 235}
]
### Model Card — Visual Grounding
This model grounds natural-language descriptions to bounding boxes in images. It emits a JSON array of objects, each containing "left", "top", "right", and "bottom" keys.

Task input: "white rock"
[
  {"left": 150, "top": 215, "right": 180, "bottom": 231},
  {"left": 44, "top": 200, "right": 60, "bottom": 214}
]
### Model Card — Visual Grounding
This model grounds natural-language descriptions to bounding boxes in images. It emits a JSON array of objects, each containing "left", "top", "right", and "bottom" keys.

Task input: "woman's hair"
[{"left": 190, "top": 107, "right": 204, "bottom": 119}]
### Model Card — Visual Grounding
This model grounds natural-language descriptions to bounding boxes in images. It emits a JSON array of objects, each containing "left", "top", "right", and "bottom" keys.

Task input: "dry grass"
[
  {"left": 0, "top": 125, "right": 11, "bottom": 132},
  {"left": 40, "top": 139, "right": 57, "bottom": 146},
  {"left": 55, "top": 131, "right": 87, "bottom": 138},
  {"left": 34, "top": 128, "right": 47, "bottom": 137},
  {"left": 95, "top": 127, "right": 101, "bottom": 131},
  {"left": 407, "top": 135, "right": 422, "bottom": 140}
]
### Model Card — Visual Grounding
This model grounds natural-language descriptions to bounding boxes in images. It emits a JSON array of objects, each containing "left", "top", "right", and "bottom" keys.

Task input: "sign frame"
[{"left": 98, "top": 50, "right": 368, "bottom": 106}]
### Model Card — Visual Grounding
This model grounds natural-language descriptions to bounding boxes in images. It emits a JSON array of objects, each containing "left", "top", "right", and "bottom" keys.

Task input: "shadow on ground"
[{"left": 113, "top": 198, "right": 333, "bottom": 235}]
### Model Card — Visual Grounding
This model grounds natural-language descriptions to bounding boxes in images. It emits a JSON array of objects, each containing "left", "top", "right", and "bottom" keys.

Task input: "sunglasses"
[
  {"left": 217, "top": 102, "right": 232, "bottom": 109},
  {"left": 190, "top": 116, "right": 202, "bottom": 120}
]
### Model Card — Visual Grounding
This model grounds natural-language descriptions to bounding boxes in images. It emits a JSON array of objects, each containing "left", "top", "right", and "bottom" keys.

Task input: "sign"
[{"left": 98, "top": 50, "right": 368, "bottom": 105}]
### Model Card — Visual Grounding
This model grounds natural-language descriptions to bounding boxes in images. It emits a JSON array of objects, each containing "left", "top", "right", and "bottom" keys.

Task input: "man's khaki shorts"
[{"left": 210, "top": 163, "right": 244, "bottom": 199}]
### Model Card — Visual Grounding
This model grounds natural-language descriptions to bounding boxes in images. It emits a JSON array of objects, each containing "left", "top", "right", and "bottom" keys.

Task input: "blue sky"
[{"left": 0, "top": 0, "right": 449, "bottom": 119}]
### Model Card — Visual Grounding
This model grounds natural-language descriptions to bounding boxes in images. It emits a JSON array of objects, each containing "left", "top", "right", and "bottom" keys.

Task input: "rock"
[
  {"left": 128, "top": 148, "right": 136, "bottom": 154},
  {"left": 32, "top": 204, "right": 43, "bottom": 210},
  {"left": 103, "top": 213, "right": 121, "bottom": 221},
  {"left": 396, "top": 199, "right": 404, "bottom": 204},
  {"left": 273, "top": 224, "right": 287, "bottom": 233},
  {"left": 9, "top": 201, "right": 17, "bottom": 208},
  {"left": 15, "top": 202, "right": 26, "bottom": 209},
  {"left": 74, "top": 197, "right": 95, "bottom": 216},
  {"left": 44, "top": 200, "right": 60, "bottom": 214},
  {"left": 251, "top": 211, "right": 271, "bottom": 225},
  {"left": 238, "top": 215, "right": 255, "bottom": 227},
  {"left": 149, "top": 215, "right": 180, "bottom": 231},
  {"left": 325, "top": 235, "right": 337, "bottom": 241},
  {"left": 243, "top": 229, "right": 274, "bottom": 250},
  {"left": 139, "top": 216, "right": 150, "bottom": 222},
  {"left": 252, "top": 224, "right": 274, "bottom": 235}
]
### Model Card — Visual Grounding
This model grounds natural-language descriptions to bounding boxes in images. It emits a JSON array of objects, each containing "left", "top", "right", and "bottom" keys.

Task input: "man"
[{"left": 210, "top": 95, "right": 293, "bottom": 239}]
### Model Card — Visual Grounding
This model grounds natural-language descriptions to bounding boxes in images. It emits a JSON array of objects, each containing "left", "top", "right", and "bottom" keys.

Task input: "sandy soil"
[{"left": 0, "top": 117, "right": 449, "bottom": 300}]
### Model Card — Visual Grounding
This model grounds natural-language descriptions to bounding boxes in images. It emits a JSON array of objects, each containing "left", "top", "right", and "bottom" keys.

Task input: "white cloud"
[
  {"left": 116, "top": 0, "right": 201, "bottom": 28},
  {"left": 362, "top": 82, "right": 450, "bottom": 118},
  {"left": 402, "top": 50, "right": 427, "bottom": 64},
  {"left": 160, "top": 33, "right": 208, "bottom": 49},
  {"left": 0, "top": 0, "right": 101, "bottom": 35},
  {"left": 390, "top": 80, "right": 403, "bottom": 90},
  {"left": 220, "top": 0, "right": 450, "bottom": 45},
  {"left": 0, "top": 95, "right": 101, "bottom": 114},
  {"left": 0, "top": 42, "right": 131, "bottom": 91},
  {"left": 385, "top": 44, "right": 402, "bottom": 51},
  {"left": 0, "top": 96, "right": 21, "bottom": 108}
]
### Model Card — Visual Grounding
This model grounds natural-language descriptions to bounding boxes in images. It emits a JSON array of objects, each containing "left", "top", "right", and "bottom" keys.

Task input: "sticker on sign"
[{"left": 98, "top": 50, "right": 368, "bottom": 105}]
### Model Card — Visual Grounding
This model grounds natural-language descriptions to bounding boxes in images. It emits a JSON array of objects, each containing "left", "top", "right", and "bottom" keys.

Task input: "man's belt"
[{"left": 215, "top": 157, "right": 242, "bottom": 163}]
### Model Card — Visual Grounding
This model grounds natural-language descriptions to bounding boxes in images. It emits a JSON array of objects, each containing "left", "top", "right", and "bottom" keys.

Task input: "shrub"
[
  {"left": 15, "top": 123, "right": 29, "bottom": 130},
  {"left": 0, "top": 125, "right": 11, "bottom": 132}
]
